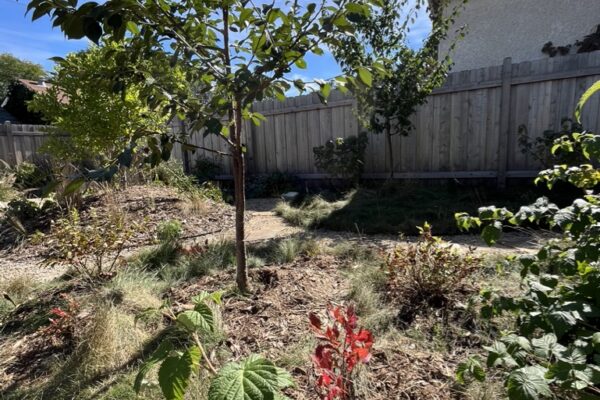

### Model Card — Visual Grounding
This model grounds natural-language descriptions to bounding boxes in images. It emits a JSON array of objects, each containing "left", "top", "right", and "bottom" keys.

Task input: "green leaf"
[
  {"left": 294, "top": 58, "right": 307, "bottom": 69},
  {"left": 63, "top": 177, "right": 86, "bottom": 196},
  {"left": 481, "top": 221, "right": 502, "bottom": 245},
  {"left": 134, "top": 340, "right": 174, "bottom": 393},
  {"left": 191, "top": 290, "right": 223, "bottom": 305},
  {"left": 575, "top": 80, "right": 600, "bottom": 123},
  {"left": 158, "top": 347, "right": 201, "bottom": 400},
  {"left": 506, "top": 366, "right": 552, "bottom": 400},
  {"left": 208, "top": 355, "right": 293, "bottom": 400},
  {"left": 177, "top": 304, "right": 215, "bottom": 333},
  {"left": 456, "top": 356, "right": 485, "bottom": 384},
  {"left": 83, "top": 17, "right": 102, "bottom": 44},
  {"left": 357, "top": 67, "right": 372, "bottom": 87},
  {"left": 126, "top": 21, "right": 140, "bottom": 34}
]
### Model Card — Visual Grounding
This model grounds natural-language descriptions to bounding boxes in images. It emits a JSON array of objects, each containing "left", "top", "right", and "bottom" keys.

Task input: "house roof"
[{"left": 16, "top": 78, "right": 68, "bottom": 104}]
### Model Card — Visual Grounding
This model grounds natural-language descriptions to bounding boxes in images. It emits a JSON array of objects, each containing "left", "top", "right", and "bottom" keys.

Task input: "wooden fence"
[
  {"left": 0, "top": 122, "right": 49, "bottom": 165},
  {"left": 3, "top": 51, "right": 600, "bottom": 186}
]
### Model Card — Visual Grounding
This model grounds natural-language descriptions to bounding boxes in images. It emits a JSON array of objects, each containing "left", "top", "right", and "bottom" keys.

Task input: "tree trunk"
[
  {"left": 386, "top": 125, "right": 394, "bottom": 179},
  {"left": 232, "top": 104, "right": 248, "bottom": 292}
]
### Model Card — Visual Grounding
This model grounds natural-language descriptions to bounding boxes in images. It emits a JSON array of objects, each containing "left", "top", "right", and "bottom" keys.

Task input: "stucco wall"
[{"left": 439, "top": 0, "right": 600, "bottom": 71}]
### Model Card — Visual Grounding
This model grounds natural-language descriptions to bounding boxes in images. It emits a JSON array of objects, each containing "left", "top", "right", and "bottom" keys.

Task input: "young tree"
[
  {"left": 26, "top": 0, "right": 379, "bottom": 291},
  {"left": 0, "top": 53, "right": 46, "bottom": 98},
  {"left": 29, "top": 43, "right": 177, "bottom": 163},
  {"left": 333, "top": 0, "right": 466, "bottom": 178}
]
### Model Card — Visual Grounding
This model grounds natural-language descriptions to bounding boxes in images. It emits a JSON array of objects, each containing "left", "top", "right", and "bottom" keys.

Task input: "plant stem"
[{"left": 192, "top": 332, "right": 218, "bottom": 375}]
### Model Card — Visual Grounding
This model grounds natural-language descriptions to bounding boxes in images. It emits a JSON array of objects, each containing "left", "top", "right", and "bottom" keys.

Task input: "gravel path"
[{"left": 0, "top": 197, "right": 545, "bottom": 284}]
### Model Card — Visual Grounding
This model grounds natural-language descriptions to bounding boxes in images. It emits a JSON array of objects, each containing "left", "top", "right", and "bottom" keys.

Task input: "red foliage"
[
  {"left": 40, "top": 293, "right": 80, "bottom": 340},
  {"left": 309, "top": 304, "right": 374, "bottom": 400}
]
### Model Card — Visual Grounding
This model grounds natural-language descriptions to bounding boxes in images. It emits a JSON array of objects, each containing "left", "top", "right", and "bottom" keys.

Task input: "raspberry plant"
[
  {"left": 135, "top": 291, "right": 293, "bottom": 400},
  {"left": 455, "top": 81, "right": 600, "bottom": 399},
  {"left": 309, "top": 305, "right": 374, "bottom": 400}
]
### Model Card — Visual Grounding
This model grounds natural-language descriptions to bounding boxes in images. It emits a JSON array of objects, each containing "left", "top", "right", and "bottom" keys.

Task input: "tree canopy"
[
  {"left": 26, "top": 0, "right": 382, "bottom": 291},
  {"left": 333, "top": 0, "right": 466, "bottom": 176},
  {"left": 0, "top": 53, "right": 46, "bottom": 99},
  {"left": 29, "top": 43, "right": 182, "bottom": 163}
]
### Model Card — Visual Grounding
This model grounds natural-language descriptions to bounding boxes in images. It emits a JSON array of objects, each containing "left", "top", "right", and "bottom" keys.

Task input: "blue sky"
[{"left": 0, "top": 0, "right": 432, "bottom": 81}]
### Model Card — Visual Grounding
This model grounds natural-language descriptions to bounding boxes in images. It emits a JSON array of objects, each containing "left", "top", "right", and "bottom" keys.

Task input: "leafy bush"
[
  {"left": 518, "top": 118, "right": 586, "bottom": 168},
  {"left": 313, "top": 132, "right": 369, "bottom": 183},
  {"left": 1, "top": 198, "right": 60, "bottom": 243},
  {"left": 152, "top": 160, "right": 224, "bottom": 201},
  {"left": 135, "top": 291, "right": 293, "bottom": 400},
  {"left": 455, "top": 81, "right": 600, "bottom": 399},
  {"left": 156, "top": 219, "right": 183, "bottom": 243},
  {"left": 45, "top": 208, "right": 143, "bottom": 281},
  {"left": 14, "top": 158, "right": 54, "bottom": 190},
  {"left": 386, "top": 224, "right": 481, "bottom": 322},
  {"left": 309, "top": 304, "right": 374, "bottom": 399}
]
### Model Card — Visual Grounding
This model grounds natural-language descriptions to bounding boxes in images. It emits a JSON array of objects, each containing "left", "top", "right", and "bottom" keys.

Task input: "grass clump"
[
  {"left": 102, "top": 268, "right": 167, "bottom": 310},
  {"left": 275, "top": 195, "right": 348, "bottom": 228},
  {"left": 248, "top": 236, "right": 322, "bottom": 264}
]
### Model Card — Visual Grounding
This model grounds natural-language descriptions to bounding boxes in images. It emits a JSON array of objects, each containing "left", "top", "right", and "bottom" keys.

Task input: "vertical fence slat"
[{"left": 497, "top": 57, "right": 513, "bottom": 188}]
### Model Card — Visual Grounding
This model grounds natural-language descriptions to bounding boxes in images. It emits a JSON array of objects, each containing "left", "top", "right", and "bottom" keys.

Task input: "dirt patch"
[{"left": 171, "top": 255, "right": 467, "bottom": 399}]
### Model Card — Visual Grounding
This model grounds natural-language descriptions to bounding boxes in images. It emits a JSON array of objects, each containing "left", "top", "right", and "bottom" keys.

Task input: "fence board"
[{"left": 3, "top": 51, "right": 600, "bottom": 186}]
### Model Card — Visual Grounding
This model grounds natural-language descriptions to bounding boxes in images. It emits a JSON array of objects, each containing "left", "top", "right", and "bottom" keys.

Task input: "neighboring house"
[
  {"left": 1, "top": 79, "right": 64, "bottom": 124},
  {"left": 438, "top": 0, "right": 600, "bottom": 71}
]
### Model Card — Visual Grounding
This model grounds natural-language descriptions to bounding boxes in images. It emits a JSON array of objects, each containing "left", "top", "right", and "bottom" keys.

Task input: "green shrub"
[
  {"left": 14, "top": 158, "right": 54, "bottom": 190},
  {"left": 134, "top": 292, "right": 293, "bottom": 400},
  {"left": 386, "top": 224, "right": 481, "bottom": 322},
  {"left": 313, "top": 132, "right": 368, "bottom": 183},
  {"left": 156, "top": 219, "right": 183, "bottom": 243},
  {"left": 455, "top": 81, "right": 600, "bottom": 399},
  {"left": 152, "top": 160, "right": 198, "bottom": 193},
  {"left": 152, "top": 160, "right": 224, "bottom": 202}
]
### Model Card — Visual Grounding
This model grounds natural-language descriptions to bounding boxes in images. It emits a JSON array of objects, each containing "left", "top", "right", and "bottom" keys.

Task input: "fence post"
[
  {"left": 3, "top": 121, "right": 18, "bottom": 165},
  {"left": 497, "top": 57, "right": 512, "bottom": 189}
]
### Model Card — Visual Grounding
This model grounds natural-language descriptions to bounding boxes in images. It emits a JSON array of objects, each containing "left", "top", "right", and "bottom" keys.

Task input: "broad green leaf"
[
  {"left": 456, "top": 356, "right": 485, "bottom": 384},
  {"left": 191, "top": 290, "right": 223, "bottom": 305},
  {"left": 506, "top": 366, "right": 552, "bottom": 400},
  {"left": 208, "top": 355, "right": 292, "bottom": 400},
  {"left": 575, "top": 80, "right": 600, "bottom": 123},
  {"left": 481, "top": 221, "right": 502, "bottom": 245},
  {"left": 177, "top": 304, "right": 214, "bottom": 333},
  {"left": 63, "top": 177, "right": 86, "bottom": 196},
  {"left": 158, "top": 346, "right": 201, "bottom": 400},
  {"left": 134, "top": 340, "right": 174, "bottom": 393},
  {"left": 126, "top": 21, "right": 140, "bottom": 34},
  {"left": 531, "top": 334, "right": 557, "bottom": 359},
  {"left": 357, "top": 67, "right": 372, "bottom": 87},
  {"left": 295, "top": 58, "right": 307, "bottom": 69}
]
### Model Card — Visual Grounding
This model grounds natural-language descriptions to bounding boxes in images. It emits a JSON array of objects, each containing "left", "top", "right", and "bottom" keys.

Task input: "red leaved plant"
[
  {"left": 40, "top": 293, "right": 80, "bottom": 341},
  {"left": 309, "top": 304, "right": 374, "bottom": 400}
]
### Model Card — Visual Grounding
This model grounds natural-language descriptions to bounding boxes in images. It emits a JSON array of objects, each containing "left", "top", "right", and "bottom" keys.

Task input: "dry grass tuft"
[{"left": 72, "top": 304, "right": 149, "bottom": 380}]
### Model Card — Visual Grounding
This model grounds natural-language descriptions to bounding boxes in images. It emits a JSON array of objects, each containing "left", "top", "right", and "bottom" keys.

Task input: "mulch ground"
[{"left": 173, "top": 255, "right": 463, "bottom": 400}]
